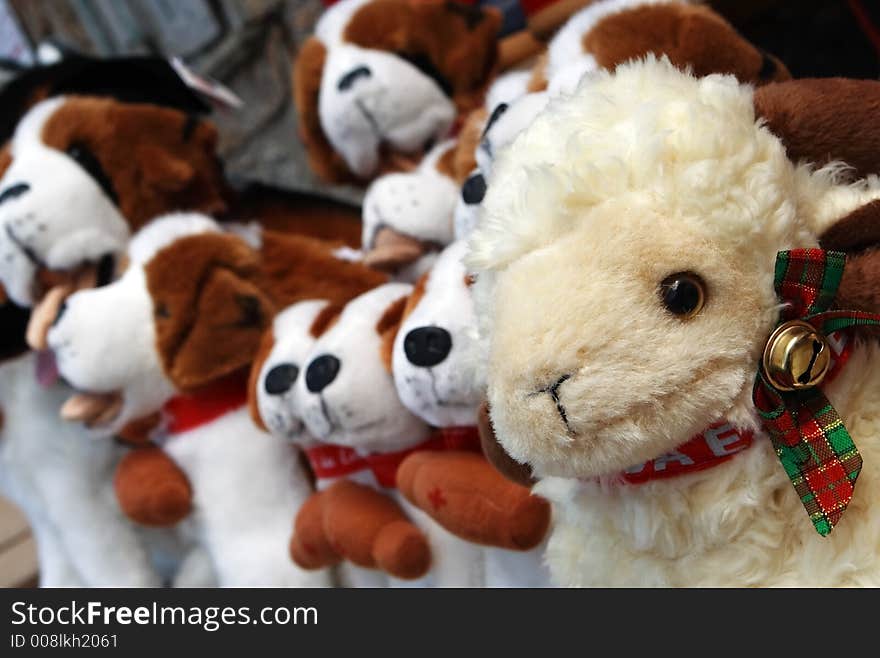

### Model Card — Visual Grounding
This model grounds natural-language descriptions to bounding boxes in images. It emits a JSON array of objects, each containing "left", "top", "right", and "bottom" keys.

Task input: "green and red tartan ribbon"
[{"left": 753, "top": 249, "right": 880, "bottom": 536}]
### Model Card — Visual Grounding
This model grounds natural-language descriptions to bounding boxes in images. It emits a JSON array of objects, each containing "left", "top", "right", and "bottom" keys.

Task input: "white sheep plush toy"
[
  {"left": 44, "top": 213, "right": 329, "bottom": 588},
  {"left": 467, "top": 58, "right": 880, "bottom": 586},
  {"left": 391, "top": 240, "right": 553, "bottom": 587}
]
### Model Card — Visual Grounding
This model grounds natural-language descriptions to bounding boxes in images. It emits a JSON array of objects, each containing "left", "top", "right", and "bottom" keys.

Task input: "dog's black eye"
[
  {"left": 95, "top": 254, "right": 115, "bottom": 288},
  {"left": 659, "top": 272, "right": 706, "bottom": 319},
  {"left": 264, "top": 364, "right": 299, "bottom": 396},
  {"left": 65, "top": 142, "right": 119, "bottom": 205},
  {"left": 461, "top": 173, "right": 486, "bottom": 205}
]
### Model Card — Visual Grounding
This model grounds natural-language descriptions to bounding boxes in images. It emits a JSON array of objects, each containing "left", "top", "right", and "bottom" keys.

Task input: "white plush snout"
[
  {"left": 392, "top": 241, "right": 483, "bottom": 427},
  {"left": 0, "top": 98, "right": 130, "bottom": 306}
]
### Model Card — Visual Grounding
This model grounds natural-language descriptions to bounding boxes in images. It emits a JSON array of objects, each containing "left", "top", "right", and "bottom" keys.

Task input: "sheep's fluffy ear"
[{"left": 292, "top": 37, "right": 351, "bottom": 183}]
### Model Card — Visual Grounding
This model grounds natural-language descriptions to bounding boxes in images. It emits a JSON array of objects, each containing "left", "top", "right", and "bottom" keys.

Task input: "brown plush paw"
[
  {"left": 373, "top": 520, "right": 431, "bottom": 580},
  {"left": 397, "top": 450, "right": 551, "bottom": 550},
  {"left": 290, "top": 491, "right": 340, "bottom": 570},
  {"left": 114, "top": 447, "right": 192, "bottom": 526}
]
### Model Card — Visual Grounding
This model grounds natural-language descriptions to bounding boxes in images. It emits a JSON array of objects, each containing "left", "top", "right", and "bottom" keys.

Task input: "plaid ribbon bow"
[{"left": 753, "top": 249, "right": 880, "bottom": 536}]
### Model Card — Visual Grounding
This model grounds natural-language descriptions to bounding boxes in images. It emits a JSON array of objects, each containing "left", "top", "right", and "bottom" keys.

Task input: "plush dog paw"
[
  {"left": 373, "top": 520, "right": 431, "bottom": 580},
  {"left": 397, "top": 450, "right": 551, "bottom": 550},
  {"left": 114, "top": 447, "right": 192, "bottom": 526},
  {"left": 321, "top": 479, "right": 432, "bottom": 577},
  {"left": 290, "top": 491, "right": 340, "bottom": 570}
]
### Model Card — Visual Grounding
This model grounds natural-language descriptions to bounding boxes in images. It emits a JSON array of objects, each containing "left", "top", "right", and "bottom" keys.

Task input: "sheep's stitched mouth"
[{"left": 529, "top": 374, "right": 573, "bottom": 435}]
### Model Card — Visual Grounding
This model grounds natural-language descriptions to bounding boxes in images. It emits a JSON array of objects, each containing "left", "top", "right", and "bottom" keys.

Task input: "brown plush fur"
[
  {"left": 343, "top": 0, "right": 502, "bottom": 112},
  {"left": 526, "top": 53, "right": 550, "bottom": 93},
  {"left": 42, "top": 97, "right": 230, "bottom": 230},
  {"left": 820, "top": 200, "right": 880, "bottom": 255},
  {"left": 836, "top": 248, "right": 880, "bottom": 318},
  {"left": 453, "top": 108, "right": 486, "bottom": 183},
  {"left": 290, "top": 479, "right": 431, "bottom": 579},
  {"left": 292, "top": 37, "right": 354, "bottom": 184},
  {"left": 0, "top": 143, "right": 11, "bottom": 179},
  {"left": 434, "top": 143, "right": 458, "bottom": 180},
  {"left": 309, "top": 303, "right": 344, "bottom": 339},
  {"left": 377, "top": 295, "right": 409, "bottom": 373},
  {"left": 114, "top": 446, "right": 192, "bottom": 527},
  {"left": 247, "top": 328, "right": 275, "bottom": 432},
  {"left": 228, "top": 186, "right": 363, "bottom": 248},
  {"left": 478, "top": 401, "right": 537, "bottom": 487},
  {"left": 584, "top": 3, "right": 790, "bottom": 84},
  {"left": 144, "top": 232, "right": 274, "bottom": 392},
  {"left": 258, "top": 231, "right": 387, "bottom": 310},
  {"left": 754, "top": 78, "right": 880, "bottom": 181},
  {"left": 396, "top": 450, "right": 551, "bottom": 550}
]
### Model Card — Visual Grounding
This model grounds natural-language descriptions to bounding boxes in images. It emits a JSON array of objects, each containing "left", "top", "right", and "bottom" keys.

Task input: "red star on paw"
[{"left": 427, "top": 487, "right": 447, "bottom": 510}]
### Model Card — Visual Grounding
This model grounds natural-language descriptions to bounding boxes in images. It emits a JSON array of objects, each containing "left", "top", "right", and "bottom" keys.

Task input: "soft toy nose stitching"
[
  {"left": 264, "top": 363, "right": 299, "bottom": 396},
  {"left": 52, "top": 300, "right": 68, "bottom": 327},
  {"left": 404, "top": 326, "right": 452, "bottom": 367},
  {"left": 461, "top": 173, "right": 486, "bottom": 205},
  {"left": 0, "top": 183, "right": 30, "bottom": 206},
  {"left": 337, "top": 66, "right": 372, "bottom": 92},
  {"left": 305, "top": 354, "right": 341, "bottom": 393}
]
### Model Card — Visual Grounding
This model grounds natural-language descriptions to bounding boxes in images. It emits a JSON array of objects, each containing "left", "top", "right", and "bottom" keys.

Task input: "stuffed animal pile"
[{"left": 3, "top": 0, "right": 880, "bottom": 588}]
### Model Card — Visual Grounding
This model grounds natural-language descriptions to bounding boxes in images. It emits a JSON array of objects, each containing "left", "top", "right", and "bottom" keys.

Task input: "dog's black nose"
[
  {"left": 264, "top": 363, "right": 299, "bottom": 396},
  {"left": 404, "top": 326, "right": 452, "bottom": 367},
  {"left": 0, "top": 183, "right": 30, "bottom": 206},
  {"left": 338, "top": 66, "right": 372, "bottom": 92},
  {"left": 52, "top": 300, "right": 67, "bottom": 327},
  {"left": 461, "top": 173, "right": 486, "bottom": 205},
  {"left": 305, "top": 354, "right": 341, "bottom": 393}
]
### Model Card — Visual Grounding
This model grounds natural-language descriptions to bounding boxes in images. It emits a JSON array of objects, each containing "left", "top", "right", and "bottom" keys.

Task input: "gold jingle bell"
[{"left": 762, "top": 320, "right": 831, "bottom": 392}]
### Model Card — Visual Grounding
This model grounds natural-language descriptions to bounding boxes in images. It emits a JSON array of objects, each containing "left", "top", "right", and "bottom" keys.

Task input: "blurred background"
[{"left": 0, "top": 0, "right": 877, "bottom": 586}]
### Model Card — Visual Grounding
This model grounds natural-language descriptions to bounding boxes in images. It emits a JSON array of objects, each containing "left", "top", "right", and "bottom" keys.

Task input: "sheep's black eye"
[
  {"left": 65, "top": 142, "right": 118, "bottom": 204},
  {"left": 659, "top": 272, "right": 706, "bottom": 318}
]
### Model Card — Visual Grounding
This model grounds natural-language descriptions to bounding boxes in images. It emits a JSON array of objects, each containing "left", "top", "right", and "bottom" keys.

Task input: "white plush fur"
[
  {"left": 0, "top": 353, "right": 161, "bottom": 586},
  {"left": 0, "top": 97, "right": 130, "bottom": 306},
  {"left": 391, "top": 241, "right": 552, "bottom": 587},
  {"left": 393, "top": 241, "right": 482, "bottom": 428},
  {"left": 467, "top": 58, "right": 880, "bottom": 586},
  {"left": 256, "top": 299, "right": 328, "bottom": 444},
  {"left": 297, "top": 283, "right": 428, "bottom": 453},
  {"left": 362, "top": 140, "right": 459, "bottom": 249},
  {"left": 48, "top": 213, "right": 328, "bottom": 587},
  {"left": 314, "top": 0, "right": 455, "bottom": 179}
]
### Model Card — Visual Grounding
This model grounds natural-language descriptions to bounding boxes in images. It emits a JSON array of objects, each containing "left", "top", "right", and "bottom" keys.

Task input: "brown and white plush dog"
[
  {"left": 391, "top": 241, "right": 553, "bottom": 587},
  {"left": 42, "top": 213, "right": 387, "bottom": 587},
  {"left": 292, "top": 0, "right": 502, "bottom": 183},
  {"left": 467, "top": 58, "right": 880, "bottom": 586}
]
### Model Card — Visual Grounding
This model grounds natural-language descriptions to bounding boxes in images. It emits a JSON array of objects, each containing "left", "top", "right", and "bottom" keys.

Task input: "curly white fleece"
[{"left": 467, "top": 58, "right": 880, "bottom": 586}]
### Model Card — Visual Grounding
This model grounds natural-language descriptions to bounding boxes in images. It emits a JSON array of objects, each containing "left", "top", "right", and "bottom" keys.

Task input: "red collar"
[
  {"left": 619, "top": 331, "right": 853, "bottom": 485},
  {"left": 163, "top": 371, "right": 249, "bottom": 435},
  {"left": 305, "top": 426, "right": 482, "bottom": 488}
]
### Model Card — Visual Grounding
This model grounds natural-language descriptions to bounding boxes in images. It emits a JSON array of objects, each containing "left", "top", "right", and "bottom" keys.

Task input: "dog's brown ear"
[
  {"left": 247, "top": 328, "right": 276, "bottom": 431},
  {"left": 377, "top": 294, "right": 410, "bottom": 373},
  {"left": 292, "top": 37, "right": 352, "bottom": 183},
  {"left": 309, "top": 303, "right": 343, "bottom": 338},
  {"left": 754, "top": 78, "right": 880, "bottom": 182},
  {"left": 584, "top": 3, "right": 790, "bottom": 85},
  {"left": 344, "top": 0, "right": 501, "bottom": 112},
  {"left": 452, "top": 108, "right": 486, "bottom": 183},
  {"left": 168, "top": 266, "right": 274, "bottom": 391},
  {"left": 146, "top": 232, "right": 275, "bottom": 392},
  {"left": 819, "top": 200, "right": 880, "bottom": 255}
]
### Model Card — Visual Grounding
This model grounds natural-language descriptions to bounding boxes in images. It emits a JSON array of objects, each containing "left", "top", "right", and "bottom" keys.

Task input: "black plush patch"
[
  {"left": 65, "top": 142, "right": 119, "bottom": 205},
  {"left": 0, "top": 301, "right": 30, "bottom": 362}
]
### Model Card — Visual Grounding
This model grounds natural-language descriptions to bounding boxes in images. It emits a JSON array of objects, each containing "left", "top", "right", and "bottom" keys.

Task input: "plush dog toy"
[
  {"left": 391, "top": 241, "right": 553, "bottom": 586},
  {"left": 42, "top": 213, "right": 390, "bottom": 586},
  {"left": 467, "top": 57, "right": 880, "bottom": 586},
  {"left": 293, "top": 0, "right": 503, "bottom": 183},
  {"left": 250, "top": 296, "right": 441, "bottom": 587}
]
